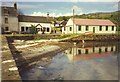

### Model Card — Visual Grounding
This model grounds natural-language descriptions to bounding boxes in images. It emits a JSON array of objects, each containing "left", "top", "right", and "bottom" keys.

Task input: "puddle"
[{"left": 21, "top": 42, "right": 120, "bottom": 80}]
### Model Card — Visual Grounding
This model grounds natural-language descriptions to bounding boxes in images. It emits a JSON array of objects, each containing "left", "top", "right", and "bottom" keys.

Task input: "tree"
[
  {"left": 62, "top": 16, "right": 68, "bottom": 21},
  {"left": 42, "top": 27, "right": 46, "bottom": 34},
  {"left": 18, "top": 9, "right": 24, "bottom": 15},
  {"left": 30, "top": 25, "right": 37, "bottom": 34},
  {"left": 1, "top": 27, "right": 4, "bottom": 34}
]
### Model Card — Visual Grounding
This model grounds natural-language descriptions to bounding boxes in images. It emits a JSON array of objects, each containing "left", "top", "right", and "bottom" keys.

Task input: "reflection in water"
[
  {"left": 64, "top": 45, "right": 116, "bottom": 61},
  {"left": 21, "top": 42, "right": 119, "bottom": 80}
]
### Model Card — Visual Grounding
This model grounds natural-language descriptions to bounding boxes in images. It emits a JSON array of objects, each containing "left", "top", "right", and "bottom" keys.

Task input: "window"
[
  {"left": 36, "top": 28, "right": 40, "bottom": 31},
  {"left": 4, "top": 8, "right": 8, "bottom": 15},
  {"left": 99, "top": 26, "right": 102, "bottom": 31},
  {"left": 85, "top": 49, "right": 88, "bottom": 54},
  {"left": 99, "top": 48, "right": 102, "bottom": 53},
  {"left": 86, "top": 26, "right": 89, "bottom": 31},
  {"left": 78, "top": 26, "right": 81, "bottom": 31},
  {"left": 41, "top": 28, "right": 42, "bottom": 31},
  {"left": 47, "top": 28, "right": 49, "bottom": 32},
  {"left": 112, "top": 26, "right": 114, "bottom": 31},
  {"left": 105, "top": 47, "right": 107, "bottom": 52},
  {"left": 26, "top": 27, "right": 29, "bottom": 31},
  {"left": 69, "top": 49, "right": 72, "bottom": 54},
  {"left": 78, "top": 50, "right": 81, "bottom": 54},
  {"left": 5, "top": 27, "right": 9, "bottom": 31},
  {"left": 106, "top": 26, "right": 108, "bottom": 31},
  {"left": 5, "top": 18, "right": 8, "bottom": 23},
  {"left": 64, "top": 27, "right": 66, "bottom": 31},
  {"left": 21, "top": 27, "right": 24, "bottom": 32},
  {"left": 111, "top": 47, "right": 113, "bottom": 51},
  {"left": 93, "top": 47, "right": 95, "bottom": 52},
  {"left": 70, "top": 27, "right": 72, "bottom": 31}
]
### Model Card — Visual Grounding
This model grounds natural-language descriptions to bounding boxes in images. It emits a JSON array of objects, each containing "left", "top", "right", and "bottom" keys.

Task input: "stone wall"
[
  {"left": 1, "top": 36, "right": 21, "bottom": 80},
  {"left": 66, "top": 34, "right": 120, "bottom": 42}
]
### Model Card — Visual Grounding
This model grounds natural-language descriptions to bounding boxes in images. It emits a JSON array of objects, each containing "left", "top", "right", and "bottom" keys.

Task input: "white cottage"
[
  {"left": 18, "top": 15, "right": 54, "bottom": 34},
  {"left": 62, "top": 18, "right": 116, "bottom": 34}
]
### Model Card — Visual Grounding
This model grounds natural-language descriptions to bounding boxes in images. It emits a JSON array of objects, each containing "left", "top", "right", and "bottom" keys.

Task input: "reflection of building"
[{"left": 65, "top": 46, "right": 116, "bottom": 61}]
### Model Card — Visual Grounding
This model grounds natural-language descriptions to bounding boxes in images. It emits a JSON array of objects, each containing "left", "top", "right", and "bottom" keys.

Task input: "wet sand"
[{"left": 12, "top": 40, "right": 73, "bottom": 72}]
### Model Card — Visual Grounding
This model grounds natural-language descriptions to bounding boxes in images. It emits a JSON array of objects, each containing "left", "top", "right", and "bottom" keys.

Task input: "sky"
[{"left": 1, "top": 0, "right": 119, "bottom": 17}]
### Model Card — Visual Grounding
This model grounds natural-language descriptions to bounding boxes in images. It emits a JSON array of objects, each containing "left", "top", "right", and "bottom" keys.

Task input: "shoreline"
[
  {"left": 2, "top": 35, "right": 120, "bottom": 80},
  {"left": 4, "top": 34, "right": 120, "bottom": 43},
  {"left": 9, "top": 40, "right": 73, "bottom": 72}
]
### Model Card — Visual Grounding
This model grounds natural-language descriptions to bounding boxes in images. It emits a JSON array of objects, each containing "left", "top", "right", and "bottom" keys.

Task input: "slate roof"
[
  {"left": 72, "top": 18, "right": 115, "bottom": 26},
  {"left": 1, "top": 6, "right": 18, "bottom": 17},
  {"left": 18, "top": 15, "right": 54, "bottom": 23},
  {"left": 61, "top": 20, "right": 67, "bottom": 26}
]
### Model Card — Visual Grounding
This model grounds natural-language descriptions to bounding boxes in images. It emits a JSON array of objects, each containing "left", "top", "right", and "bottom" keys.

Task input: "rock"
[
  {"left": 2, "top": 60, "right": 15, "bottom": 64},
  {"left": 51, "top": 76, "right": 64, "bottom": 80},
  {"left": 41, "top": 57, "right": 48, "bottom": 61},
  {"left": 9, "top": 67, "right": 18, "bottom": 71},
  {"left": 38, "top": 66, "right": 46, "bottom": 70}
]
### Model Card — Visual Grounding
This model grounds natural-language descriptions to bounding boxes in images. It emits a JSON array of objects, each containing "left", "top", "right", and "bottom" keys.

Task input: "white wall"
[
  {"left": 9, "top": 17, "right": 19, "bottom": 32},
  {"left": 2, "top": 16, "right": 19, "bottom": 32},
  {"left": 19, "top": 22, "right": 53, "bottom": 34},
  {"left": 62, "top": 18, "right": 76, "bottom": 34},
  {"left": 62, "top": 19, "right": 116, "bottom": 34}
]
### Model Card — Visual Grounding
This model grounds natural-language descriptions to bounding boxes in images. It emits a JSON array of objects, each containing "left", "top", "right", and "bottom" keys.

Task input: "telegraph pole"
[{"left": 73, "top": 9, "right": 75, "bottom": 34}]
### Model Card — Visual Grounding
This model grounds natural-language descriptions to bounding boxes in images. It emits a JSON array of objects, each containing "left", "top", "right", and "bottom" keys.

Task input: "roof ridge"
[
  {"left": 70, "top": 18, "right": 115, "bottom": 26},
  {"left": 74, "top": 18, "right": 110, "bottom": 20}
]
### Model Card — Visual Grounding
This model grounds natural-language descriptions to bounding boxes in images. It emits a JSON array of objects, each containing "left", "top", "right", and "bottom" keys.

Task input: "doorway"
[{"left": 93, "top": 27, "right": 95, "bottom": 33}]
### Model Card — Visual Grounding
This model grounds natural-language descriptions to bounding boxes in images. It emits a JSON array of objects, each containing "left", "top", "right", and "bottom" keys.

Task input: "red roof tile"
[{"left": 73, "top": 18, "right": 115, "bottom": 26}]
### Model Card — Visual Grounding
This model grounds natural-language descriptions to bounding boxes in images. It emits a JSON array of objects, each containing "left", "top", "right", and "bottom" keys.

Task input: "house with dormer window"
[
  {"left": 1, "top": 2, "right": 54, "bottom": 34},
  {"left": 18, "top": 15, "right": 54, "bottom": 34}
]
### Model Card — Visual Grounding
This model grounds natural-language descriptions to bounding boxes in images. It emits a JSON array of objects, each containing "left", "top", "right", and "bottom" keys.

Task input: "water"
[{"left": 21, "top": 42, "right": 120, "bottom": 80}]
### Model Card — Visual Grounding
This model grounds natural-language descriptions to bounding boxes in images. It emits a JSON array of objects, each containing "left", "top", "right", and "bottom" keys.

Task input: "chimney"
[
  {"left": 47, "top": 12, "right": 49, "bottom": 18},
  {"left": 14, "top": 2, "right": 17, "bottom": 10}
]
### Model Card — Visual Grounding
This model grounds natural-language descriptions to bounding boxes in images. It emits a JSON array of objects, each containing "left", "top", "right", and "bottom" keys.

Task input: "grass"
[
  {"left": 57, "top": 34, "right": 81, "bottom": 39},
  {"left": 116, "top": 31, "right": 120, "bottom": 34},
  {"left": 1, "top": 34, "right": 38, "bottom": 36},
  {"left": 1, "top": 32, "right": 120, "bottom": 41},
  {"left": 33, "top": 38, "right": 48, "bottom": 41}
]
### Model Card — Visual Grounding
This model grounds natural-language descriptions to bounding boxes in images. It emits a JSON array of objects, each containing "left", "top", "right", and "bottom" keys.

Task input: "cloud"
[
  {"left": 68, "top": 0, "right": 78, "bottom": 3},
  {"left": 90, "top": 10, "right": 99, "bottom": 13},
  {"left": 2, "top": 0, "right": 119, "bottom": 2},
  {"left": 30, "top": 11, "right": 83, "bottom": 17},
  {"left": 113, "top": 3, "right": 118, "bottom": 8},
  {"left": 1, "top": 2, "right": 14, "bottom": 7},
  {"left": 65, "top": 0, "right": 119, "bottom": 2},
  {"left": 31, "top": 12, "right": 56, "bottom": 17},
  {"left": 30, "top": 5, "right": 83, "bottom": 17},
  {"left": 71, "top": 5, "right": 83, "bottom": 15},
  {"left": 18, "top": 4, "right": 36, "bottom": 9}
]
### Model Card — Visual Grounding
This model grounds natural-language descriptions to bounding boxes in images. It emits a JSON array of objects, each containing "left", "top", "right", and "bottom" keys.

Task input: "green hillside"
[{"left": 55, "top": 11, "right": 120, "bottom": 31}]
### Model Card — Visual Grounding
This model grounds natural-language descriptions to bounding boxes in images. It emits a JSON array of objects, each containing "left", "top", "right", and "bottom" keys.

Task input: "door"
[{"left": 93, "top": 27, "right": 95, "bottom": 33}]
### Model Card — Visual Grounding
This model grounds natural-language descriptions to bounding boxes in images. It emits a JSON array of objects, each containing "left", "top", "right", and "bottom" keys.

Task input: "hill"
[{"left": 55, "top": 11, "right": 120, "bottom": 30}]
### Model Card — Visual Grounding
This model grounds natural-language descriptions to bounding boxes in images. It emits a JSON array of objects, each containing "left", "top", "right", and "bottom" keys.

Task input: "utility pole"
[{"left": 73, "top": 9, "right": 74, "bottom": 34}]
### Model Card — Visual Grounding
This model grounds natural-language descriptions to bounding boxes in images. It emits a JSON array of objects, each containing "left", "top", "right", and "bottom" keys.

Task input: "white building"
[
  {"left": 62, "top": 18, "right": 116, "bottom": 34},
  {"left": 1, "top": 3, "right": 19, "bottom": 34},
  {"left": 18, "top": 15, "right": 54, "bottom": 34}
]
